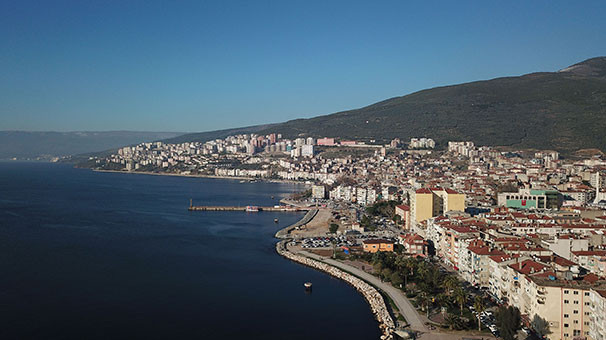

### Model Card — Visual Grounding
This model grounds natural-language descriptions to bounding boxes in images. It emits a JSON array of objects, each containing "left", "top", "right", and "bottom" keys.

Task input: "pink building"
[
  {"left": 317, "top": 138, "right": 335, "bottom": 146},
  {"left": 340, "top": 140, "right": 357, "bottom": 146}
]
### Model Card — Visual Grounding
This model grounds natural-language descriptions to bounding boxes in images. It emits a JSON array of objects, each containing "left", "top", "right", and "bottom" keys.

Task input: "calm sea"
[{"left": 0, "top": 162, "right": 379, "bottom": 339}]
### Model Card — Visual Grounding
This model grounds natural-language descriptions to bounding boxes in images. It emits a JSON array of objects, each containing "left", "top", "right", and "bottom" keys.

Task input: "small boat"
[
  {"left": 274, "top": 218, "right": 279, "bottom": 223},
  {"left": 246, "top": 205, "right": 259, "bottom": 212},
  {"left": 304, "top": 282, "right": 312, "bottom": 290},
  {"left": 271, "top": 195, "right": 274, "bottom": 199}
]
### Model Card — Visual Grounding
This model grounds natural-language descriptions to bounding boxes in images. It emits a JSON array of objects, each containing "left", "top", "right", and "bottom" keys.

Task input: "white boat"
[
  {"left": 246, "top": 206, "right": 259, "bottom": 212},
  {"left": 304, "top": 282, "right": 312, "bottom": 290}
]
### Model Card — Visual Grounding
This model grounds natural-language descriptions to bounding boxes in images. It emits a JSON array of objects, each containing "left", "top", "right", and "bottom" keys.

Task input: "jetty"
[{"left": 188, "top": 205, "right": 309, "bottom": 212}]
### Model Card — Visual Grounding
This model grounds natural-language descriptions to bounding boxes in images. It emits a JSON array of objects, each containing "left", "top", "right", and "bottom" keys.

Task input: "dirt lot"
[{"left": 290, "top": 208, "right": 333, "bottom": 237}]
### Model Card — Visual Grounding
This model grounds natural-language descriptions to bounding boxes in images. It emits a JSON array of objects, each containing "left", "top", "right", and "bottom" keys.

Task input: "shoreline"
[
  {"left": 88, "top": 168, "right": 306, "bottom": 185},
  {"left": 274, "top": 213, "right": 395, "bottom": 339},
  {"left": 275, "top": 240, "right": 395, "bottom": 339}
]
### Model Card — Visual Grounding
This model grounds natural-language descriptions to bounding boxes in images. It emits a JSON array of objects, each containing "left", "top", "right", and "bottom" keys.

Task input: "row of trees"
[
  {"left": 353, "top": 246, "right": 552, "bottom": 338},
  {"left": 363, "top": 251, "right": 483, "bottom": 331}
]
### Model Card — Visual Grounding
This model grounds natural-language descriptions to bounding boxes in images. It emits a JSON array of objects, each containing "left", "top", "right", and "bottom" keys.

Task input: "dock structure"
[{"left": 188, "top": 205, "right": 309, "bottom": 212}]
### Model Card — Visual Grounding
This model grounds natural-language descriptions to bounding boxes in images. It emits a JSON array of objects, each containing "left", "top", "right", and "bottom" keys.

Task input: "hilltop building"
[
  {"left": 316, "top": 138, "right": 335, "bottom": 146},
  {"left": 409, "top": 138, "right": 435, "bottom": 149}
]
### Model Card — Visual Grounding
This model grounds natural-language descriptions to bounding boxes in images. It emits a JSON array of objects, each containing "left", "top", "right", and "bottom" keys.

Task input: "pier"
[{"left": 188, "top": 205, "right": 309, "bottom": 212}]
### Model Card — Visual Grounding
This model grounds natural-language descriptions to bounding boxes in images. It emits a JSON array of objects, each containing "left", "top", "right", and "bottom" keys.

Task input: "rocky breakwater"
[{"left": 276, "top": 241, "right": 395, "bottom": 340}]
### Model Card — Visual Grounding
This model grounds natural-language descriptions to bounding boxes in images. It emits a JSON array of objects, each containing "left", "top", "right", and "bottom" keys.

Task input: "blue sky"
[{"left": 1, "top": 0, "right": 605, "bottom": 132}]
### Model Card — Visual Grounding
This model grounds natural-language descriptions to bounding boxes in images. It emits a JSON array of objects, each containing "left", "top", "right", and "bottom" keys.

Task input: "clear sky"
[{"left": 2, "top": 1, "right": 605, "bottom": 132}]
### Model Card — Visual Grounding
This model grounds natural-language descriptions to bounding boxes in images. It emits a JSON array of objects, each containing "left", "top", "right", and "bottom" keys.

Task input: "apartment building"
[
  {"left": 589, "top": 289, "right": 606, "bottom": 340},
  {"left": 410, "top": 188, "right": 466, "bottom": 225}
]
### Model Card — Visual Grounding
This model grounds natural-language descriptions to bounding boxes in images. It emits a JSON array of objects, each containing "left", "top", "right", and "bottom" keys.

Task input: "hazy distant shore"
[{"left": 90, "top": 168, "right": 305, "bottom": 185}]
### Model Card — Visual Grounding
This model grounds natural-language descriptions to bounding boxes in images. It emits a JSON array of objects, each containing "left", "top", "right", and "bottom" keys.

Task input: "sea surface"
[{"left": 0, "top": 162, "right": 379, "bottom": 339}]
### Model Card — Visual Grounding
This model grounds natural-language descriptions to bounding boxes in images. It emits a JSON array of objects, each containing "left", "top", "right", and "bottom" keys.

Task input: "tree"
[
  {"left": 401, "top": 256, "right": 417, "bottom": 286},
  {"left": 453, "top": 287, "right": 467, "bottom": 316},
  {"left": 435, "top": 293, "right": 449, "bottom": 311},
  {"left": 329, "top": 223, "right": 339, "bottom": 233},
  {"left": 496, "top": 306, "right": 521, "bottom": 340},
  {"left": 420, "top": 291, "right": 432, "bottom": 317},
  {"left": 361, "top": 215, "right": 373, "bottom": 229},
  {"left": 390, "top": 272, "right": 403, "bottom": 287},
  {"left": 445, "top": 314, "right": 464, "bottom": 330},
  {"left": 416, "top": 262, "right": 430, "bottom": 284},
  {"left": 373, "top": 261, "right": 384, "bottom": 274},
  {"left": 530, "top": 314, "right": 551, "bottom": 339},
  {"left": 394, "top": 254, "right": 407, "bottom": 272},
  {"left": 442, "top": 275, "right": 459, "bottom": 296},
  {"left": 473, "top": 296, "right": 486, "bottom": 331},
  {"left": 381, "top": 268, "right": 393, "bottom": 282}
]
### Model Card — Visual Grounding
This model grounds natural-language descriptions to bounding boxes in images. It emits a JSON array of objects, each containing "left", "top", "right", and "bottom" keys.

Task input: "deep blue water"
[{"left": 0, "top": 162, "right": 379, "bottom": 339}]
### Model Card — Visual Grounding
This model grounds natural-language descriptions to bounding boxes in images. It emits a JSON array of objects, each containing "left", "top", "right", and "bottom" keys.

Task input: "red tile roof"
[
  {"left": 363, "top": 239, "right": 394, "bottom": 245},
  {"left": 572, "top": 250, "right": 606, "bottom": 256},
  {"left": 509, "top": 260, "right": 547, "bottom": 275},
  {"left": 583, "top": 273, "right": 600, "bottom": 283}
]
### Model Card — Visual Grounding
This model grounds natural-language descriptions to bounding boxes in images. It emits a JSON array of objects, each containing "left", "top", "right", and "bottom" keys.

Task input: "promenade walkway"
[
  {"left": 295, "top": 249, "right": 496, "bottom": 340},
  {"left": 299, "top": 250, "right": 428, "bottom": 333}
]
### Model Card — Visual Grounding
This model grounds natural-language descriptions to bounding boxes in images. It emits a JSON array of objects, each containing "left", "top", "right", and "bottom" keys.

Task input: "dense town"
[{"left": 86, "top": 133, "right": 606, "bottom": 340}]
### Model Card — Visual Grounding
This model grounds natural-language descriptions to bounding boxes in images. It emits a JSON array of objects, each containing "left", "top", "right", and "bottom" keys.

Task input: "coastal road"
[{"left": 298, "top": 250, "right": 429, "bottom": 333}]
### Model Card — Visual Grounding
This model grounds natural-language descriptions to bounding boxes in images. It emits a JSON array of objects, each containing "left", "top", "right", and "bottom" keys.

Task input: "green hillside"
[{"left": 258, "top": 57, "right": 606, "bottom": 153}]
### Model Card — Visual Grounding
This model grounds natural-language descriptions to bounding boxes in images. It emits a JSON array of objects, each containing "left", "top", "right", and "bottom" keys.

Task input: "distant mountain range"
[{"left": 0, "top": 131, "right": 184, "bottom": 160}]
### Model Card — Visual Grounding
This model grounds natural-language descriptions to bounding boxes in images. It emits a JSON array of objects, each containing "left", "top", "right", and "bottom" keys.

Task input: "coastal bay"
[{"left": 0, "top": 162, "right": 379, "bottom": 339}]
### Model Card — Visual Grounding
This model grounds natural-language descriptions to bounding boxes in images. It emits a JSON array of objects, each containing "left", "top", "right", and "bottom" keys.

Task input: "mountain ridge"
[{"left": 250, "top": 57, "right": 606, "bottom": 153}]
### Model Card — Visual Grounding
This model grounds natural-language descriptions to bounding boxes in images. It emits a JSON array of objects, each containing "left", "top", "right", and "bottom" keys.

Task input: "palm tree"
[
  {"left": 442, "top": 275, "right": 459, "bottom": 296},
  {"left": 421, "top": 291, "right": 432, "bottom": 317},
  {"left": 428, "top": 267, "right": 441, "bottom": 288},
  {"left": 416, "top": 262, "right": 430, "bottom": 284},
  {"left": 474, "top": 295, "right": 486, "bottom": 331},
  {"left": 445, "top": 314, "right": 463, "bottom": 330},
  {"left": 453, "top": 287, "right": 466, "bottom": 315},
  {"left": 435, "top": 293, "right": 448, "bottom": 316},
  {"left": 403, "top": 256, "right": 416, "bottom": 286},
  {"left": 394, "top": 254, "right": 410, "bottom": 288}
]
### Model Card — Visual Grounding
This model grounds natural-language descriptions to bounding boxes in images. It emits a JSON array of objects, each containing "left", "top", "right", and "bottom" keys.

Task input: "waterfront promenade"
[
  {"left": 188, "top": 205, "right": 307, "bottom": 212},
  {"left": 276, "top": 240, "right": 395, "bottom": 340},
  {"left": 295, "top": 248, "right": 496, "bottom": 340},
  {"left": 275, "top": 209, "right": 493, "bottom": 340},
  {"left": 300, "top": 249, "right": 427, "bottom": 333}
]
